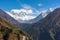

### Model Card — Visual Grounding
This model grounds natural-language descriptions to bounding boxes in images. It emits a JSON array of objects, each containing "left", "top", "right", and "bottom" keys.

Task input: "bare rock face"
[{"left": 0, "top": 17, "right": 32, "bottom": 40}]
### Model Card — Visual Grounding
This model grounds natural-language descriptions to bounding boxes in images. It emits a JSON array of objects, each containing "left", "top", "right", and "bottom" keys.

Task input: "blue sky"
[
  {"left": 0, "top": 0, "right": 60, "bottom": 20},
  {"left": 0, "top": 0, "right": 60, "bottom": 11}
]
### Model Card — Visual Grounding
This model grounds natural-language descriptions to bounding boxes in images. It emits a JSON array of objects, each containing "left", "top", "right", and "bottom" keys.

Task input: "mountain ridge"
[
  {"left": 0, "top": 17, "right": 32, "bottom": 40},
  {"left": 0, "top": 8, "right": 60, "bottom": 40},
  {"left": 30, "top": 8, "right": 60, "bottom": 40}
]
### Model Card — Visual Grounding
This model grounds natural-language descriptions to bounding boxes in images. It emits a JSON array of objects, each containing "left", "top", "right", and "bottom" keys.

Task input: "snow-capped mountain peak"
[
  {"left": 7, "top": 9, "right": 36, "bottom": 21},
  {"left": 6, "top": 8, "right": 53, "bottom": 23}
]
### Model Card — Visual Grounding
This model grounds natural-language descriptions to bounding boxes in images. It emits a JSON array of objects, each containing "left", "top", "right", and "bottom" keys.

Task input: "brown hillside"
[{"left": 0, "top": 17, "right": 32, "bottom": 40}]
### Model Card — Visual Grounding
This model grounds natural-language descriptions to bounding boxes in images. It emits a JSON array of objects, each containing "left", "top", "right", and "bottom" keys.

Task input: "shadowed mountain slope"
[
  {"left": 28, "top": 8, "right": 60, "bottom": 40},
  {"left": 0, "top": 17, "right": 32, "bottom": 40}
]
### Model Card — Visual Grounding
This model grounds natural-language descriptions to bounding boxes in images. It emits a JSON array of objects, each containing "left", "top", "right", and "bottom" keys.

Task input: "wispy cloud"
[
  {"left": 21, "top": 4, "right": 32, "bottom": 9},
  {"left": 38, "top": 3, "right": 43, "bottom": 7},
  {"left": 49, "top": 8, "right": 54, "bottom": 11}
]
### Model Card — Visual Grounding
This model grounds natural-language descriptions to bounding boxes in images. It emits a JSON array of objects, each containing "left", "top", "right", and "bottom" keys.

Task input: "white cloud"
[
  {"left": 49, "top": 8, "right": 53, "bottom": 12},
  {"left": 21, "top": 4, "right": 32, "bottom": 9},
  {"left": 21, "top": 4, "right": 40, "bottom": 15},
  {"left": 38, "top": 3, "right": 43, "bottom": 7}
]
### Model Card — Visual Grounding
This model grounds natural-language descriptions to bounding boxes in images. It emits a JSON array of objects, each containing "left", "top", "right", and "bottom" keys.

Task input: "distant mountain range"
[
  {"left": 6, "top": 8, "right": 52, "bottom": 23},
  {"left": 0, "top": 8, "right": 60, "bottom": 40},
  {"left": 27, "top": 9, "right": 52, "bottom": 23}
]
